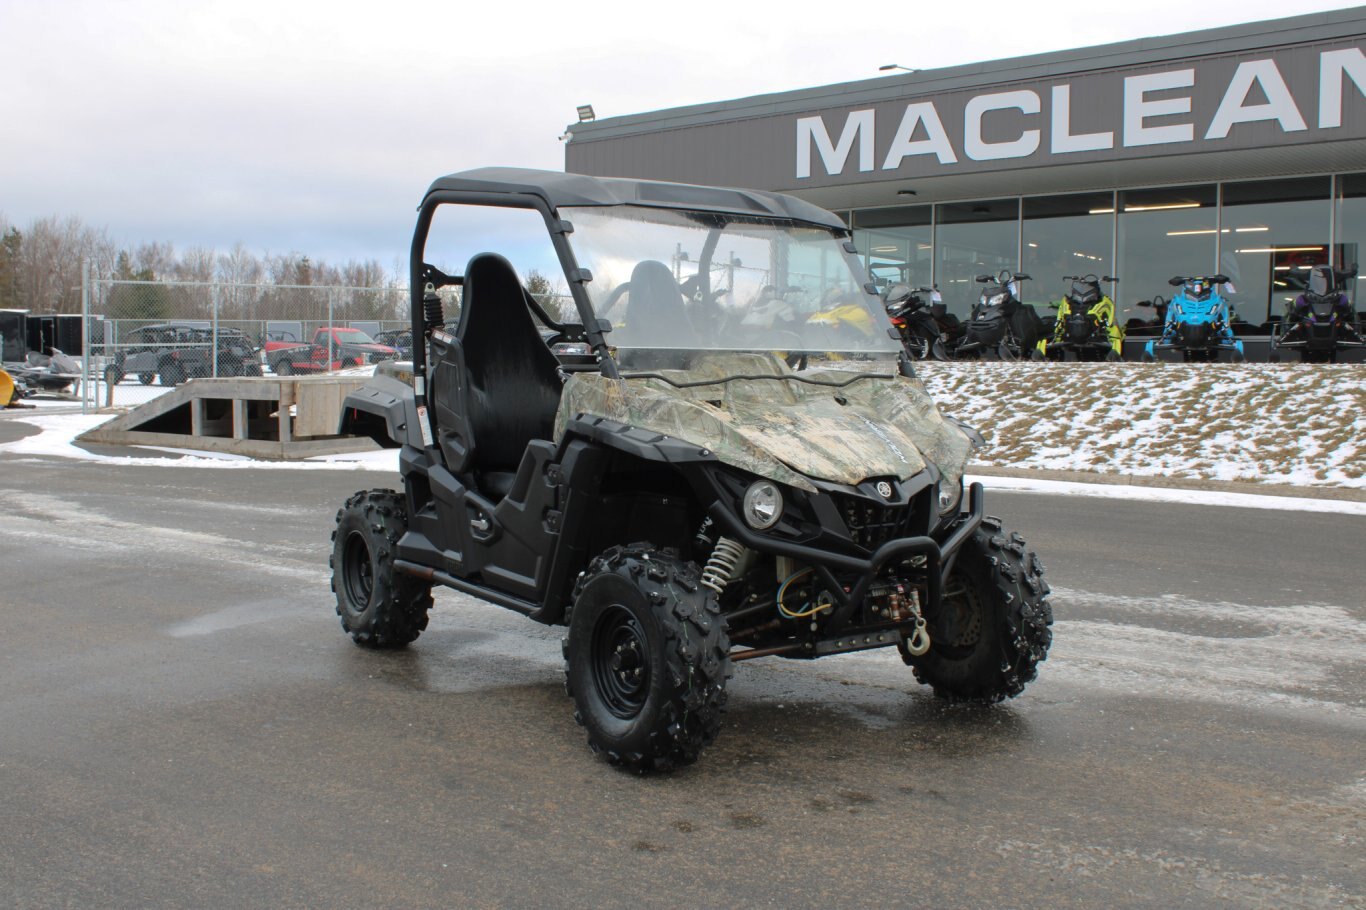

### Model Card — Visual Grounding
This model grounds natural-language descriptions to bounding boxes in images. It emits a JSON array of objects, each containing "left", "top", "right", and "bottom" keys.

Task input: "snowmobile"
[
  {"left": 3, "top": 349, "right": 81, "bottom": 395},
  {"left": 1037, "top": 274, "right": 1123, "bottom": 361},
  {"left": 1270, "top": 264, "right": 1363, "bottom": 363},
  {"left": 884, "top": 284, "right": 949, "bottom": 361},
  {"left": 329, "top": 168, "right": 1052, "bottom": 771},
  {"left": 1142, "top": 276, "right": 1244, "bottom": 362},
  {"left": 954, "top": 270, "right": 1040, "bottom": 360}
]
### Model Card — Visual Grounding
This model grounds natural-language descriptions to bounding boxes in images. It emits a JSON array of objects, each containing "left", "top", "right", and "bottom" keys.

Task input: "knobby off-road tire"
[
  {"left": 564, "top": 545, "right": 731, "bottom": 772},
  {"left": 160, "top": 363, "right": 186, "bottom": 386},
  {"left": 330, "top": 489, "right": 433, "bottom": 648},
  {"left": 911, "top": 516, "right": 1053, "bottom": 703}
]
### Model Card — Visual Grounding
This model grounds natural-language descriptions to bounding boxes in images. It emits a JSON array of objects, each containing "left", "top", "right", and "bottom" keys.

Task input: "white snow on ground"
[
  {"left": 966, "top": 474, "right": 1366, "bottom": 515},
  {"left": 918, "top": 361, "right": 1366, "bottom": 489},
  {"left": 2, "top": 410, "right": 1363, "bottom": 513},
  {"left": 0, "top": 412, "right": 400, "bottom": 472}
]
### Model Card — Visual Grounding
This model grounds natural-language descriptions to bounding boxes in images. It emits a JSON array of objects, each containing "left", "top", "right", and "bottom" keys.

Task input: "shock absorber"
[
  {"left": 422, "top": 283, "right": 444, "bottom": 336},
  {"left": 700, "top": 536, "right": 747, "bottom": 595}
]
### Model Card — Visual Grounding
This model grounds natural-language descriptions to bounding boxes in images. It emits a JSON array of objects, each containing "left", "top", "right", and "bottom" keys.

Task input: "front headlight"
[
  {"left": 937, "top": 479, "right": 963, "bottom": 516},
  {"left": 987, "top": 292, "right": 1007, "bottom": 307},
  {"left": 742, "top": 480, "right": 784, "bottom": 530}
]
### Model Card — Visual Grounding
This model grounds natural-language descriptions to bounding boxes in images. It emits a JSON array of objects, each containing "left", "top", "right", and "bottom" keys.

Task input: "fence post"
[
  {"left": 81, "top": 258, "right": 90, "bottom": 414},
  {"left": 212, "top": 282, "right": 220, "bottom": 378},
  {"left": 327, "top": 289, "right": 334, "bottom": 371}
]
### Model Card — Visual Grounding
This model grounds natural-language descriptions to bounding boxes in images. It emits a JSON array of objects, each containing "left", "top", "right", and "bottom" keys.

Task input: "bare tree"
[
  {"left": 132, "top": 242, "right": 177, "bottom": 280},
  {"left": 217, "top": 243, "right": 264, "bottom": 320},
  {"left": 14, "top": 216, "right": 116, "bottom": 314}
]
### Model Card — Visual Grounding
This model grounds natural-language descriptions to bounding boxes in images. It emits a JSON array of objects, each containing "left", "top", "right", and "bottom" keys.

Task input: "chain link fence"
[{"left": 82, "top": 279, "right": 414, "bottom": 409}]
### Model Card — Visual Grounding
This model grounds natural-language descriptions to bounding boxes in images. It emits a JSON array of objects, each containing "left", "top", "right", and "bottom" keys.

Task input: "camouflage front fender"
[{"left": 553, "top": 356, "right": 972, "bottom": 492}]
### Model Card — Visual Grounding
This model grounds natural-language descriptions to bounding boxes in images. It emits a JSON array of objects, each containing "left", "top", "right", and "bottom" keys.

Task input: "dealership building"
[{"left": 563, "top": 9, "right": 1366, "bottom": 350}]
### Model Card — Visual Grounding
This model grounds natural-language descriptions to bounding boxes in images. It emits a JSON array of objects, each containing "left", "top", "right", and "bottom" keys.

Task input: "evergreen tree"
[
  {"left": 106, "top": 251, "right": 172, "bottom": 326},
  {"left": 0, "top": 228, "right": 22, "bottom": 310}
]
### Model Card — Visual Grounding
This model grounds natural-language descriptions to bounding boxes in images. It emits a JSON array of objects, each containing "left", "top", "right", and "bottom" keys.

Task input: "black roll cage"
[{"left": 407, "top": 189, "right": 914, "bottom": 440}]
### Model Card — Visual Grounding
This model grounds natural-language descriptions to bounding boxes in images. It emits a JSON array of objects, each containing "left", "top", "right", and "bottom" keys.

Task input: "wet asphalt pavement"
[{"left": 0, "top": 424, "right": 1362, "bottom": 909}]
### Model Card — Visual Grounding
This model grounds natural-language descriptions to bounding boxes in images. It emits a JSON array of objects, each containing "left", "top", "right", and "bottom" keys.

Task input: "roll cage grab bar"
[{"left": 409, "top": 190, "right": 619, "bottom": 386}]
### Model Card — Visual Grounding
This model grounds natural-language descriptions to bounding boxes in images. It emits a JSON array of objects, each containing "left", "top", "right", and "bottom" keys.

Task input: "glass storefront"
[
  {"left": 852, "top": 206, "right": 933, "bottom": 291},
  {"left": 1219, "top": 177, "right": 1332, "bottom": 329},
  {"left": 849, "top": 174, "right": 1356, "bottom": 334},
  {"left": 1335, "top": 174, "right": 1366, "bottom": 315},
  {"left": 1116, "top": 185, "right": 1218, "bottom": 329},
  {"left": 935, "top": 199, "right": 1019, "bottom": 316},
  {"left": 1022, "top": 192, "right": 1115, "bottom": 310}
]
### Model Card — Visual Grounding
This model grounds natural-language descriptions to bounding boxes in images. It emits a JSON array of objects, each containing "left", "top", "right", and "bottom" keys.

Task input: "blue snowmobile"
[{"left": 1141, "top": 275, "right": 1244, "bottom": 362}]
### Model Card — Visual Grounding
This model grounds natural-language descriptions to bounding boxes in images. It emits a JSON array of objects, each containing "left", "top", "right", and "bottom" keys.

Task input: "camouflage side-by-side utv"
[{"left": 332, "top": 168, "right": 1053, "bottom": 771}]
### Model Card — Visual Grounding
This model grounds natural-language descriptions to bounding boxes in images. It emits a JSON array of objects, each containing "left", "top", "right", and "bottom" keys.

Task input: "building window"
[
  {"left": 1335, "top": 173, "right": 1366, "bottom": 312},
  {"left": 936, "top": 198, "right": 1020, "bottom": 316},
  {"left": 852, "top": 206, "right": 933, "bottom": 291},
  {"left": 1022, "top": 192, "right": 1116, "bottom": 308},
  {"left": 1219, "top": 177, "right": 1332, "bottom": 329},
  {"left": 1116, "top": 185, "right": 1218, "bottom": 329}
]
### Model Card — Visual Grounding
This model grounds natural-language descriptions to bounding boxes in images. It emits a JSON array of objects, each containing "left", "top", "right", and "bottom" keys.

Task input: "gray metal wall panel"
[{"left": 567, "top": 31, "right": 1366, "bottom": 197}]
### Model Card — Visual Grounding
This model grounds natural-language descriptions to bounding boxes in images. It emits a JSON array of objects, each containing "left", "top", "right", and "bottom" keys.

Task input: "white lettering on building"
[
  {"left": 1319, "top": 47, "right": 1366, "bottom": 128},
  {"left": 795, "top": 110, "right": 874, "bottom": 179},
  {"left": 1123, "top": 70, "right": 1195, "bottom": 146},
  {"left": 964, "top": 90, "right": 1041, "bottom": 161},
  {"left": 1050, "top": 84, "right": 1114, "bottom": 153},
  {"left": 791, "top": 47, "right": 1366, "bottom": 179},
  {"left": 881, "top": 102, "right": 958, "bottom": 168},
  {"left": 1206, "top": 60, "right": 1306, "bottom": 138}
]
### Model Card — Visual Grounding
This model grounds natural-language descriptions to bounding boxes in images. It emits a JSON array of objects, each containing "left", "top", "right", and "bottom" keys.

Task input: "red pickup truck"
[{"left": 265, "top": 327, "right": 398, "bottom": 375}]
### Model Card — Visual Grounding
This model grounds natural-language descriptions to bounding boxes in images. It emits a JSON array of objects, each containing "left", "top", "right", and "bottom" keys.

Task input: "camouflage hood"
[{"left": 553, "top": 354, "right": 972, "bottom": 493}]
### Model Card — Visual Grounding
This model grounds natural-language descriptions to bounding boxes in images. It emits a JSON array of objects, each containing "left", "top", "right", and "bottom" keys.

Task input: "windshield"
[
  {"left": 564, "top": 206, "right": 900, "bottom": 371},
  {"left": 335, "top": 328, "right": 377, "bottom": 344},
  {"left": 1307, "top": 267, "right": 1333, "bottom": 298}
]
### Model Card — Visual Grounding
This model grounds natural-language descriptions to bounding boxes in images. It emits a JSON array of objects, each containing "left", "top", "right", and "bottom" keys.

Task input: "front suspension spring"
[{"left": 700, "top": 536, "right": 748, "bottom": 595}]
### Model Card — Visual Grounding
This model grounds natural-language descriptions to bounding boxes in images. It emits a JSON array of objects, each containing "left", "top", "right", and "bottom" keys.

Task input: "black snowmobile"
[{"left": 954, "top": 270, "right": 1040, "bottom": 360}]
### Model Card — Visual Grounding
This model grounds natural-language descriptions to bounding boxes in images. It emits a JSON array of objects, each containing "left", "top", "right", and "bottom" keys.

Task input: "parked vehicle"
[
  {"left": 1270, "top": 264, "right": 1363, "bottom": 363},
  {"left": 103, "top": 324, "right": 261, "bottom": 386},
  {"left": 1142, "top": 276, "right": 1244, "bottom": 362},
  {"left": 954, "top": 271, "right": 1041, "bottom": 360},
  {"left": 374, "top": 329, "right": 414, "bottom": 359},
  {"left": 5, "top": 348, "right": 81, "bottom": 394},
  {"left": 1037, "top": 275, "right": 1123, "bottom": 361},
  {"left": 265, "top": 326, "right": 397, "bottom": 374},
  {"left": 884, "top": 284, "right": 949, "bottom": 361},
  {"left": 329, "top": 168, "right": 1053, "bottom": 771}
]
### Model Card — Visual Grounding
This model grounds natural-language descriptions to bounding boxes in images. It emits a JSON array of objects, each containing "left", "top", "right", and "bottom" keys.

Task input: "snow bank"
[{"left": 919, "top": 362, "right": 1365, "bottom": 490}]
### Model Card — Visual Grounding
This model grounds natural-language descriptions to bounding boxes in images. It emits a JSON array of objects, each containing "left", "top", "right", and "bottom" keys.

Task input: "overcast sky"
[{"left": 1, "top": 0, "right": 1358, "bottom": 271}]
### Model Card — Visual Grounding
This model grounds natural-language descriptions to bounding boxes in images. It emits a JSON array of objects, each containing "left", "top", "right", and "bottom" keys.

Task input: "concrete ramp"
[{"left": 78, "top": 375, "right": 379, "bottom": 460}]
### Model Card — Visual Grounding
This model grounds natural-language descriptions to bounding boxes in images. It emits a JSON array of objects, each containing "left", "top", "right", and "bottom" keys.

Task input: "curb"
[{"left": 967, "top": 464, "right": 1366, "bottom": 503}]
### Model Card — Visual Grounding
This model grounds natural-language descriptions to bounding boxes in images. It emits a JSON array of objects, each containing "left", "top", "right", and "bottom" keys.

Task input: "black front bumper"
[{"left": 707, "top": 482, "right": 986, "bottom": 636}]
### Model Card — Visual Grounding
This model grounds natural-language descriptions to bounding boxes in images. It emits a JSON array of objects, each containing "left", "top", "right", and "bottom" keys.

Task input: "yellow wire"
[{"left": 777, "top": 568, "right": 832, "bottom": 619}]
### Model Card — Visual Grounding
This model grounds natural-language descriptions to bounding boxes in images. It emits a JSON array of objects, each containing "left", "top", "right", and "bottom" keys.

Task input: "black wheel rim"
[
  {"left": 937, "top": 575, "right": 984, "bottom": 652},
  {"left": 342, "top": 530, "right": 374, "bottom": 608},
  {"left": 590, "top": 605, "right": 651, "bottom": 719}
]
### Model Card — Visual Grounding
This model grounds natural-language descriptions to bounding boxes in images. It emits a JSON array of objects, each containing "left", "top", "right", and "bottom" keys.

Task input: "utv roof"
[{"left": 422, "top": 167, "right": 847, "bottom": 231}]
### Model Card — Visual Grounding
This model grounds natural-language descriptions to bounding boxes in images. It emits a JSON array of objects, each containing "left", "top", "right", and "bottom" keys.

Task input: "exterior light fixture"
[
  {"left": 878, "top": 64, "right": 918, "bottom": 73},
  {"left": 577, "top": 105, "right": 596, "bottom": 122},
  {"left": 896, "top": 189, "right": 918, "bottom": 196}
]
